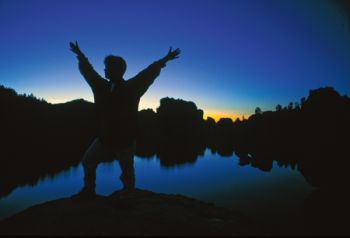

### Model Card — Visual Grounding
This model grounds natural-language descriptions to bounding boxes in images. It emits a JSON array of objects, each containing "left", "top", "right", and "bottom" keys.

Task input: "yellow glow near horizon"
[
  {"left": 44, "top": 94, "right": 248, "bottom": 121},
  {"left": 204, "top": 111, "right": 246, "bottom": 122},
  {"left": 38, "top": 90, "right": 93, "bottom": 104},
  {"left": 139, "top": 97, "right": 160, "bottom": 111},
  {"left": 47, "top": 96, "right": 91, "bottom": 104}
]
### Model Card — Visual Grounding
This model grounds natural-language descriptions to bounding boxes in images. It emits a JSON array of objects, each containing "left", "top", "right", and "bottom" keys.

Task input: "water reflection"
[
  {"left": 0, "top": 137, "right": 341, "bottom": 200},
  {"left": 0, "top": 150, "right": 311, "bottom": 226},
  {"left": 1, "top": 136, "right": 349, "bottom": 234},
  {"left": 233, "top": 148, "right": 350, "bottom": 235},
  {"left": 136, "top": 135, "right": 205, "bottom": 168}
]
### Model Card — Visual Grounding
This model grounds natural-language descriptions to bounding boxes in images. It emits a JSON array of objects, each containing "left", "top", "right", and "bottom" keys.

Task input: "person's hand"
[
  {"left": 164, "top": 47, "right": 181, "bottom": 61},
  {"left": 70, "top": 41, "right": 83, "bottom": 56}
]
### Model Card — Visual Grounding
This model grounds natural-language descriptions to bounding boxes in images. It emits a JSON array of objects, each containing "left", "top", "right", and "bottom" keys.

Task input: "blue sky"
[{"left": 1, "top": 0, "right": 349, "bottom": 120}]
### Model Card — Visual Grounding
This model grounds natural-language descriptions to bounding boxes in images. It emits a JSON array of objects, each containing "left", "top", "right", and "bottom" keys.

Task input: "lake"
[{"left": 0, "top": 149, "right": 313, "bottom": 229}]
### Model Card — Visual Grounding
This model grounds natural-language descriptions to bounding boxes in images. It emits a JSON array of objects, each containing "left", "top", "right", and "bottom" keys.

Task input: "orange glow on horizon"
[
  {"left": 44, "top": 95, "right": 248, "bottom": 122},
  {"left": 204, "top": 112, "right": 247, "bottom": 122}
]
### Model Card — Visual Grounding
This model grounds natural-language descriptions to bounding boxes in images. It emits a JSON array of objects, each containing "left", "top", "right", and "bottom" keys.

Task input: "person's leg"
[
  {"left": 115, "top": 143, "right": 135, "bottom": 190},
  {"left": 72, "top": 138, "right": 111, "bottom": 199},
  {"left": 81, "top": 138, "right": 103, "bottom": 192}
]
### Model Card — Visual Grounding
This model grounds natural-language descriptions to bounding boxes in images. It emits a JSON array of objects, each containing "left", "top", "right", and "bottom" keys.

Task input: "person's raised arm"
[
  {"left": 157, "top": 47, "right": 181, "bottom": 67},
  {"left": 70, "top": 41, "right": 105, "bottom": 90},
  {"left": 130, "top": 47, "right": 181, "bottom": 96}
]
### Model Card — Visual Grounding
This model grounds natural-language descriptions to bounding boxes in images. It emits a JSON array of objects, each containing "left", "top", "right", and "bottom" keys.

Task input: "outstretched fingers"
[
  {"left": 174, "top": 48, "right": 181, "bottom": 55},
  {"left": 75, "top": 41, "right": 80, "bottom": 49},
  {"left": 69, "top": 41, "right": 82, "bottom": 55},
  {"left": 171, "top": 48, "right": 181, "bottom": 59}
]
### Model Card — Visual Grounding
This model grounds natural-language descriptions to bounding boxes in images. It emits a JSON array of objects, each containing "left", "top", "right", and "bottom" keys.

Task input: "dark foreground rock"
[{"left": 0, "top": 189, "right": 264, "bottom": 236}]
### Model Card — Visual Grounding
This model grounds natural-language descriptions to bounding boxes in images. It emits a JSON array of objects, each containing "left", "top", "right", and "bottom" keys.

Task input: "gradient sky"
[{"left": 1, "top": 0, "right": 350, "bottom": 120}]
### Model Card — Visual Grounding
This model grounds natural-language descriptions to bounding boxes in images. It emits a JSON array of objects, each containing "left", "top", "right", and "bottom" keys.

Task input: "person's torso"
[{"left": 93, "top": 81, "right": 141, "bottom": 149}]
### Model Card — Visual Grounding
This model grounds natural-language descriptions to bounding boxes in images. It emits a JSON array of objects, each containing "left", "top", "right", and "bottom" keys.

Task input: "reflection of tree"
[{"left": 156, "top": 136, "right": 205, "bottom": 167}]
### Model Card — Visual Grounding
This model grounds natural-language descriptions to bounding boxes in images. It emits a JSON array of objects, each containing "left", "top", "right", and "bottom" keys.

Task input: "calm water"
[{"left": 0, "top": 149, "right": 313, "bottom": 226}]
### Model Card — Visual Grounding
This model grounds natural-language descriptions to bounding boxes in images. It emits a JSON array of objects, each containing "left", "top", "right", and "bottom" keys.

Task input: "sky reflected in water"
[{"left": 0, "top": 149, "right": 313, "bottom": 226}]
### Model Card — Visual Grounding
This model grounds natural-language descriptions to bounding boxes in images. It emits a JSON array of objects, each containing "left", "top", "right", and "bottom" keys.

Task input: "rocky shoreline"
[{"left": 0, "top": 189, "right": 265, "bottom": 236}]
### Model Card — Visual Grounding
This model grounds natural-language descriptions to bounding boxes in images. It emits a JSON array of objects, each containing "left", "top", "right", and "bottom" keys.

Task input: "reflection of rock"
[
  {"left": 250, "top": 157, "right": 272, "bottom": 172},
  {"left": 238, "top": 160, "right": 250, "bottom": 166},
  {"left": 156, "top": 137, "right": 205, "bottom": 167},
  {"left": 236, "top": 152, "right": 251, "bottom": 166},
  {"left": 0, "top": 189, "right": 262, "bottom": 236},
  {"left": 235, "top": 152, "right": 272, "bottom": 172}
]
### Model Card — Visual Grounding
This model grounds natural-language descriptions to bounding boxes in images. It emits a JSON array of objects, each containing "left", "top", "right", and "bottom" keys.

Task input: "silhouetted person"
[{"left": 69, "top": 41, "right": 180, "bottom": 200}]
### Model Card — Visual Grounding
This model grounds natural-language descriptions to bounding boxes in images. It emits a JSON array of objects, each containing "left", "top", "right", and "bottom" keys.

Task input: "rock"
[{"left": 0, "top": 189, "right": 263, "bottom": 236}]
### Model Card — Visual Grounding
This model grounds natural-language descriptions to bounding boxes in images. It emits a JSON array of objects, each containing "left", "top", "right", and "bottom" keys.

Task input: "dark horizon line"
[{"left": 1, "top": 84, "right": 348, "bottom": 121}]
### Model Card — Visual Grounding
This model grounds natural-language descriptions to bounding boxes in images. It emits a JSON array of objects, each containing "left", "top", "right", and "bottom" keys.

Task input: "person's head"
[{"left": 104, "top": 55, "right": 127, "bottom": 82}]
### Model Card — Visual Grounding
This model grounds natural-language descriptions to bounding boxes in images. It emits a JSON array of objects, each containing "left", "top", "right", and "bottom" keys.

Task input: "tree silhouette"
[
  {"left": 255, "top": 107, "right": 262, "bottom": 115},
  {"left": 275, "top": 104, "right": 282, "bottom": 111}
]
